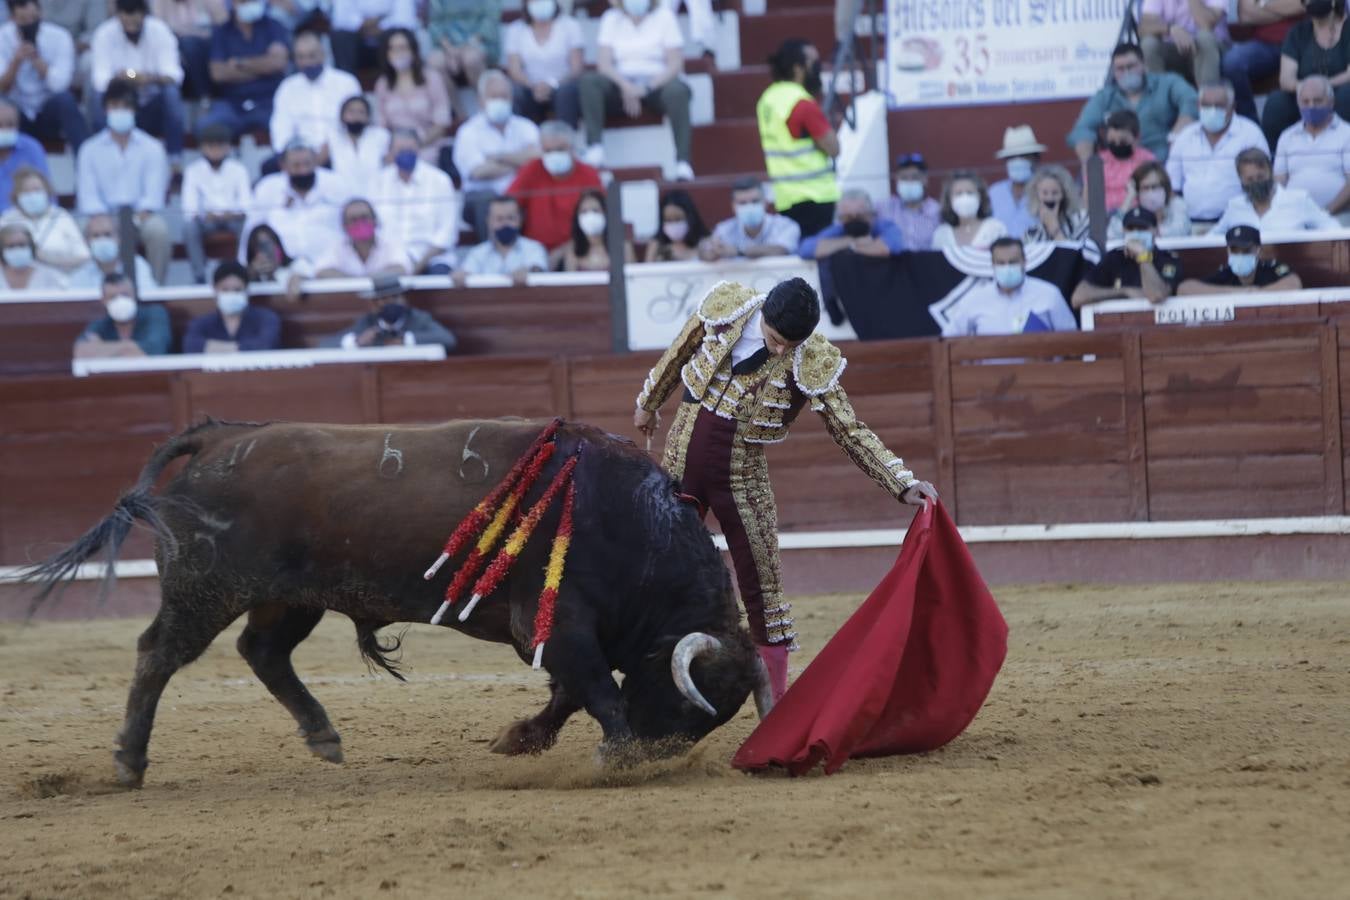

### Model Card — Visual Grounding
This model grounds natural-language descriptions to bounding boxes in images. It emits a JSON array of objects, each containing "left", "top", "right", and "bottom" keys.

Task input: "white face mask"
[
  {"left": 578, "top": 209, "right": 606, "bottom": 236},
  {"left": 623, "top": 0, "right": 651, "bottom": 15},
  {"left": 951, "top": 192, "right": 980, "bottom": 219},
  {"left": 897, "top": 181, "right": 925, "bottom": 203},
  {"left": 484, "top": 98, "right": 512, "bottom": 124},
  {"left": 107, "top": 108, "right": 136, "bottom": 134},
  {"left": 662, "top": 220, "right": 689, "bottom": 242},
  {"left": 527, "top": 0, "right": 557, "bottom": 20},
  {"left": 17, "top": 190, "right": 49, "bottom": 217},
  {"left": 235, "top": 0, "right": 265, "bottom": 23},
  {"left": 90, "top": 236, "right": 119, "bottom": 263},
  {"left": 0, "top": 128, "right": 18, "bottom": 148},
  {"left": 3, "top": 245, "right": 32, "bottom": 269},
  {"left": 216, "top": 290, "right": 248, "bottom": 317},
  {"left": 542, "top": 150, "right": 573, "bottom": 177},
  {"left": 107, "top": 294, "right": 137, "bottom": 323},
  {"left": 1138, "top": 186, "right": 1168, "bottom": 213}
]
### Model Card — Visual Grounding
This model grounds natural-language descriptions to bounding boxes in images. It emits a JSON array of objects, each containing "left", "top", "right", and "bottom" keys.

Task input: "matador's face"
[{"left": 761, "top": 319, "right": 803, "bottom": 357}]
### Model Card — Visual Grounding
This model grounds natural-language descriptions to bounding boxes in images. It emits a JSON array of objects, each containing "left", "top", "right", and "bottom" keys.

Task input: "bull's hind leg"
[
  {"left": 489, "top": 679, "right": 581, "bottom": 755},
  {"left": 236, "top": 605, "right": 342, "bottom": 763}
]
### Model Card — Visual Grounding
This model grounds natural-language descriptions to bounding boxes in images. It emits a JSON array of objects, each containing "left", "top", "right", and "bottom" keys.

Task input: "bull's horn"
[
  {"left": 752, "top": 656, "right": 775, "bottom": 720},
  {"left": 671, "top": 632, "right": 722, "bottom": 717}
]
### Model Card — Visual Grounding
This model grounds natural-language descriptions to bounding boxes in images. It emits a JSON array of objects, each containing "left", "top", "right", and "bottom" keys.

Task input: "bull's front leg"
[
  {"left": 489, "top": 678, "right": 580, "bottom": 755},
  {"left": 539, "top": 623, "right": 634, "bottom": 762}
]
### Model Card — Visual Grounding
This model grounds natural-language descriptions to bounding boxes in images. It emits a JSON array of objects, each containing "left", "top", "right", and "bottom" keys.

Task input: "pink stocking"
[{"left": 756, "top": 643, "right": 790, "bottom": 702}]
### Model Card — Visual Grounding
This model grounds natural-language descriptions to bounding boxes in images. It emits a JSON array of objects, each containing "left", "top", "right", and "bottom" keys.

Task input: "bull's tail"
[{"left": 354, "top": 620, "right": 407, "bottom": 682}]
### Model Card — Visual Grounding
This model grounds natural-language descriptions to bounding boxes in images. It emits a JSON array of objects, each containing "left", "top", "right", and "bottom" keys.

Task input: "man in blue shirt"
[
  {"left": 799, "top": 188, "right": 904, "bottom": 325},
  {"left": 203, "top": 0, "right": 289, "bottom": 137},
  {"left": 183, "top": 260, "right": 282, "bottom": 353},
  {"left": 0, "top": 96, "right": 48, "bottom": 210},
  {"left": 1067, "top": 42, "right": 1198, "bottom": 163}
]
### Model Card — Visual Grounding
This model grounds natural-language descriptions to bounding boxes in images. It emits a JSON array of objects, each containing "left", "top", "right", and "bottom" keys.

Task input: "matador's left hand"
[{"left": 901, "top": 481, "right": 939, "bottom": 506}]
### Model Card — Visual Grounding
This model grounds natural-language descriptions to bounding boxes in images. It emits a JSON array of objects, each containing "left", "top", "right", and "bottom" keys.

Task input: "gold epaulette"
[
  {"left": 697, "top": 281, "right": 762, "bottom": 326},
  {"left": 791, "top": 334, "right": 847, "bottom": 396}
]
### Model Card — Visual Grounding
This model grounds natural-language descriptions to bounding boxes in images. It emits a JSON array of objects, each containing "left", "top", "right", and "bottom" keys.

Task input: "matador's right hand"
[{"left": 634, "top": 407, "right": 660, "bottom": 437}]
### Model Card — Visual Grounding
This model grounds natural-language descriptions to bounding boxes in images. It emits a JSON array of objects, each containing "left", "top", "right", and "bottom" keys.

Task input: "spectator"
[
  {"left": 506, "top": 119, "right": 602, "bottom": 256},
  {"left": 931, "top": 171, "right": 1008, "bottom": 250},
  {"left": 1165, "top": 79, "right": 1269, "bottom": 226},
  {"left": 503, "top": 0, "right": 582, "bottom": 122},
  {"left": 0, "top": 96, "right": 48, "bottom": 208},
  {"left": 1261, "top": 0, "right": 1350, "bottom": 152},
  {"left": 327, "top": 272, "right": 457, "bottom": 350},
  {"left": 878, "top": 151, "right": 940, "bottom": 251},
  {"left": 203, "top": 0, "right": 288, "bottom": 138},
  {"left": 328, "top": 94, "right": 389, "bottom": 185},
  {"left": 242, "top": 140, "right": 348, "bottom": 271},
  {"left": 939, "top": 237, "right": 1076, "bottom": 337},
  {"left": 183, "top": 259, "right": 282, "bottom": 352},
  {"left": 149, "top": 0, "right": 224, "bottom": 102},
  {"left": 264, "top": 0, "right": 322, "bottom": 32},
  {"left": 426, "top": 0, "right": 500, "bottom": 119},
  {"left": 1071, "top": 207, "right": 1182, "bottom": 307},
  {"left": 1139, "top": 0, "right": 1228, "bottom": 85},
  {"left": 1022, "top": 164, "right": 1091, "bottom": 243},
  {"left": 0, "top": 0, "right": 87, "bottom": 150},
  {"left": 453, "top": 69, "right": 541, "bottom": 239},
  {"left": 88, "top": 0, "right": 185, "bottom": 162},
  {"left": 1213, "top": 146, "right": 1341, "bottom": 230},
  {"left": 563, "top": 188, "right": 634, "bottom": 271},
  {"left": 1222, "top": 0, "right": 1304, "bottom": 121},
  {"left": 644, "top": 188, "right": 709, "bottom": 261},
  {"left": 798, "top": 188, "right": 904, "bottom": 260},
  {"left": 373, "top": 129, "right": 458, "bottom": 274},
  {"left": 373, "top": 27, "right": 451, "bottom": 166},
  {"left": 243, "top": 222, "right": 308, "bottom": 299},
  {"left": 1068, "top": 42, "right": 1198, "bottom": 162},
  {"left": 315, "top": 197, "right": 408, "bottom": 278},
  {"left": 1095, "top": 109, "right": 1158, "bottom": 214},
  {"left": 180, "top": 122, "right": 250, "bottom": 284},
  {"left": 67, "top": 212, "right": 157, "bottom": 288},
  {"left": 76, "top": 79, "right": 170, "bottom": 283},
  {"left": 0, "top": 219, "right": 63, "bottom": 287},
  {"left": 988, "top": 125, "right": 1045, "bottom": 239},
  {"left": 700, "top": 176, "right": 802, "bottom": 261},
  {"left": 1108, "top": 161, "right": 1194, "bottom": 238},
  {"left": 1274, "top": 75, "right": 1350, "bottom": 216},
  {"left": 454, "top": 194, "right": 548, "bottom": 284},
  {"left": 1178, "top": 224, "right": 1303, "bottom": 293},
  {"left": 44, "top": 0, "right": 107, "bottom": 64},
  {"left": 268, "top": 28, "right": 360, "bottom": 167},
  {"left": 578, "top": 0, "right": 693, "bottom": 180},
  {"left": 0, "top": 164, "right": 86, "bottom": 271},
  {"left": 73, "top": 271, "right": 170, "bottom": 357},
  {"left": 329, "top": 0, "right": 415, "bottom": 75},
  {"left": 757, "top": 38, "right": 839, "bottom": 238}
]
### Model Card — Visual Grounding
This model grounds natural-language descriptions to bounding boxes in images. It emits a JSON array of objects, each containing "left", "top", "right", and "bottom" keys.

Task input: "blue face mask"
[
  {"left": 494, "top": 225, "right": 519, "bottom": 246},
  {"left": 394, "top": 149, "right": 418, "bottom": 173},
  {"left": 1117, "top": 70, "right": 1144, "bottom": 93},
  {"left": 735, "top": 201, "right": 766, "bottom": 229},
  {"left": 1198, "top": 105, "right": 1228, "bottom": 133},
  {"left": 1227, "top": 252, "right": 1257, "bottom": 278},
  {"left": 1301, "top": 105, "right": 1334, "bottom": 128},
  {"left": 992, "top": 264, "right": 1024, "bottom": 290},
  {"left": 300, "top": 63, "right": 323, "bottom": 81},
  {"left": 1005, "top": 158, "right": 1034, "bottom": 184},
  {"left": 1124, "top": 230, "right": 1154, "bottom": 251}
]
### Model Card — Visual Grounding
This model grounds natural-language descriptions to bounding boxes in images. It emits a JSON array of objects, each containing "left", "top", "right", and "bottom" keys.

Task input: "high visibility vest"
[{"left": 756, "top": 80, "right": 840, "bottom": 211}]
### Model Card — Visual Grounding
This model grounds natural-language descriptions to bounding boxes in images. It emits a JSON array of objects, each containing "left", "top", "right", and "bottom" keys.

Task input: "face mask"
[
  {"left": 123, "top": 28, "right": 141, "bottom": 43},
  {"left": 662, "top": 220, "right": 689, "bottom": 242},
  {"left": 345, "top": 120, "right": 367, "bottom": 137},
  {"left": 235, "top": 0, "right": 266, "bottom": 23},
  {"left": 1227, "top": 252, "right": 1257, "bottom": 278},
  {"left": 1307, "top": 0, "right": 1334, "bottom": 17},
  {"left": 1301, "top": 105, "right": 1334, "bottom": 128},
  {"left": 897, "top": 181, "right": 924, "bottom": 203},
  {"left": 578, "top": 210, "right": 606, "bottom": 236},
  {"left": 1041, "top": 196, "right": 1059, "bottom": 210},
  {"left": 346, "top": 219, "right": 376, "bottom": 242},
  {"left": 841, "top": 218, "right": 870, "bottom": 238},
  {"left": 493, "top": 224, "right": 520, "bottom": 245},
  {"left": 527, "top": 0, "right": 557, "bottom": 20},
  {"left": 484, "top": 98, "right": 512, "bottom": 124},
  {"left": 377, "top": 303, "right": 407, "bottom": 330},
  {"left": 1138, "top": 186, "right": 1168, "bottom": 213},
  {"left": 1107, "top": 141, "right": 1134, "bottom": 160},
  {"left": 1245, "top": 176, "right": 1274, "bottom": 203},
  {"left": 951, "top": 192, "right": 980, "bottom": 219},
  {"left": 107, "top": 295, "right": 137, "bottom": 323},
  {"left": 19, "top": 21, "right": 39, "bottom": 43},
  {"left": 992, "top": 264, "right": 1024, "bottom": 290},
  {"left": 300, "top": 63, "right": 323, "bottom": 81},
  {"left": 542, "top": 150, "right": 573, "bottom": 177},
  {"left": 0, "top": 128, "right": 18, "bottom": 148},
  {"left": 803, "top": 61, "right": 823, "bottom": 97},
  {"left": 1006, "top": 158, "right": 1034, "bottom": 183},
  {"left": 1124, "top": 230, "right": 1154, "bottom": 251},
  {"left": 206, "top": 153, "right": 227, "bottom": 169},
  {"left": 1199, "top": 105, "right": 1228, "bottom": 133},
  {"left": 735, "top": 201, "right": 766, "bottom": 229},
  {"left": 90, "top": 236, "right": 119, "bottom": 262},
  {"left": 289, "top": 171, "right": 316, "bottom": 192},
  {"left": 3, "top": 246, "right": 32, "bottom": 269},
  {"left": 216, "top": 290, "right": 248, "bottom": 316},
  {"left": 394, "top": 149, "right": 418, "bottom": 172},
  {"left": 389, "top": 53, "right": 412, "bottom": 72},
  {"left": 107, "top": 109, "right": 136, "bottom": 134},
  {"left": 17, "top": 190, "right": 48, "bottom": 216},
  {"left": 623, "top": 0, "right": 651, "bottom": 16},
  {"left": 1116, "top": 70, "right": 1144, "bottom": 93}
]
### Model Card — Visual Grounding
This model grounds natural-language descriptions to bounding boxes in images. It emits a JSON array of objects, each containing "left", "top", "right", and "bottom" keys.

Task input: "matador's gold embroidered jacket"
[{"left": 635, "top": 281, "right": 918, "bottom": 499}]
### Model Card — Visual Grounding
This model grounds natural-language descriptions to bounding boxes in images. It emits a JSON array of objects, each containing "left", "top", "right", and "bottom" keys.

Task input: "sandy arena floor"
[{"left": 1, "top": 581, "right": 1348, "bottom": 899}]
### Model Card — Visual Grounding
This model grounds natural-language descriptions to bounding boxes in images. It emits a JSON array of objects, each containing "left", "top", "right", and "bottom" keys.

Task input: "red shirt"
[
  {"left": 787, "top": 98, "right": 830, "bottom": 141},
  {"left": 507, "top": 159, "right": 604, "bottom": 250}
]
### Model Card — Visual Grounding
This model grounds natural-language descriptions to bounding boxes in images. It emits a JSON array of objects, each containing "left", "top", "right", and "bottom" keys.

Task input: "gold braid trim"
[
  {"left": 814, "top": 384, "right": 918, "bottom": 501},
  {"left": 636, "top": 312, "right": 705, "bottom": 412},
  {"left": 791, "top": 334, "right": 846, "bottom": 396},
  {"left": 697, "top": 280, "right": 763, "bottom": 325}
]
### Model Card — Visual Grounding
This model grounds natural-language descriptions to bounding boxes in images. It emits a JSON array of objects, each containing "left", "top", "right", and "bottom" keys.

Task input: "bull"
[{"left": 23, "top": 418, "right": 772, "bottom": 787}]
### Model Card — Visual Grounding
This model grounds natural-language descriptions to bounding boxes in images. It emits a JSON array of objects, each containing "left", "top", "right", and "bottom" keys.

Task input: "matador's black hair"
[{"left": 762, "top": 277, "right": 820, "bottom": 342}]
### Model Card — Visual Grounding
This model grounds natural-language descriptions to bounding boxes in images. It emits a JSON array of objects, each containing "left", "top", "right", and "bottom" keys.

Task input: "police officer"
[{"left": 1177, "top": 225, "right": 1304, "bottom": 294}]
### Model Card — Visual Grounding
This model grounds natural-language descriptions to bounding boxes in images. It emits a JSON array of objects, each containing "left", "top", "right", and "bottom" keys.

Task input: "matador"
[{"left": 634, "top": 277, "right": 936, "bottom": 700}]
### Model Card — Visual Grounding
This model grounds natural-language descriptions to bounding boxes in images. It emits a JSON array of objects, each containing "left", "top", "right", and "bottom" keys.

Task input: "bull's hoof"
[
  {"left": 112, "top": 751, "right": 145, "bottom": 789},
  {"left": 596, "top": 739, "right": 644, "bottom": 769},
  {"left": 489, "top": 718, "right": 558, "bottom": 756},
  {"left": 304, "top": 728, "right": 344, "bottom": 764}
]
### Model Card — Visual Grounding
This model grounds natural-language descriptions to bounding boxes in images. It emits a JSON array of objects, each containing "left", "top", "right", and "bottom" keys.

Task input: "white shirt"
[
  {"left": 711, "top": 213, "right": 802, "bottom": 256},
  {"left": 180, "top": 156, "right": 252, "bottom": 218},
  {"left": 1165, "top": 116, "right": 1269, "bottom": 221},
  {"left": 731, "top": 309, "right": 766, "bottom": 366},
  {"left": 459, "top": 235, "right": 549, "bottom": 275},
  {"left": 931, "top": 218, "right": 1007, "bottom": 251},
  {"left": 269, "top": 67, "right": 363, "bottom": 154},
  {"left": 89, "top": 16, "right": 183, "bottom": 93},
  {"left": 452, "top": 113, "right": 541, "bottom": 195},
  {"left": 938, "top": 276, "right": 1077, "bottom": 338},
  {"left": 0, "top": 21, "right": 76, "bottom": 118},
  {"left": 0, "top": 205, "right": 89, "bottom": 270},
  {"left": 328, "top": 0, "right": 416, "bottom": 32},
  {"left": 504, "top": 17, "right": 584, "bottom": 86},
  {"left": 372, "top": 161, "right": 458, "bottom": 266},
  {"left": 1273, "top": 115, "right": 1350, "bottom": 210},
  {"left": 315, "top": 234, "right": 408, "bottom": 276},
  {"left": 242, "top": 168, "right": 349, "bottom": 266},
  {"left": 328, "top": 125, "right": 391, "bottom": 185},
  {"left": 1211, "top": 184, "right": 1340, "bottom": 234},
  {"left": 596, "top": 7, "right": 683, "bottom": 83}
]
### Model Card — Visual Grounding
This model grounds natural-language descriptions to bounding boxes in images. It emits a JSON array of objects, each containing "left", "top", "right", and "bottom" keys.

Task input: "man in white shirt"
[
  {"left": 241, "top": 140, "right": 349, "bottom": 269},
  {"left": 180, "top": 123, "right": 251, "bottom": 283},
  {"left": 67, "top": 212, "right": 158, "bottom": 289},
  {"left": 1212, "top": 146, "right": 1340, "bottom": 234},
  {"left": 373, "top": 128, "right": 458, "bottom": 274},
  {"left": 453, "top": 194, "right": 549, "bottom": 285},
  {"left": 88, "top": 0, "right": 185, "bottom": 160},
  {"left": 315, "top": 197, "right": 408, "bottom": 278},
  {"left": 268, "top": 28, "right": 359, "bottom": 167},
  {"left": 452, "top": 68, "right": 541, "bottom": 239},
  {"left": 0, "top": 0, "right": 89, "bottom": 149},
  {"left": 1273, "top": 75, "right": 1350, "bottom": 218},
  {"left": 700, "top": 177, "right": 802, "bottom": 261},
  {"left": 1165, "top": 79, "right": 1268, "bottom": 225},
  {"left": 936, "top": 237, "right": 1077, "bottom": 337}
]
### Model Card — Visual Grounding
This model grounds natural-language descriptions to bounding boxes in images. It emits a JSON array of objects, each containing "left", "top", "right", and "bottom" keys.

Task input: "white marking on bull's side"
[
  {"left": 241, "top": 438, "right": 257, "bottom": 461},
  {"left": 459, "top": 425, "right": 489, "bottom": 483},
  {"left": 379, "top": 433, "right": 404, "bottom": 478}
]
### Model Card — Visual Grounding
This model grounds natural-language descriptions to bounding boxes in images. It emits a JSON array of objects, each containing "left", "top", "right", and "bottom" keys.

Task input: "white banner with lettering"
[
  {"left": 625, "top": 258, "right": 859, "bottom": 351},
  {"left": 886, "top": 0, "right": 1128, "bottom": 108}
]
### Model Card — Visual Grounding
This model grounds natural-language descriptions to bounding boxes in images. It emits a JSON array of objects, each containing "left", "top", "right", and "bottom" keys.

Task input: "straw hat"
[{"left": 995, "top": 125, "right": 1048, "bottom": 159}]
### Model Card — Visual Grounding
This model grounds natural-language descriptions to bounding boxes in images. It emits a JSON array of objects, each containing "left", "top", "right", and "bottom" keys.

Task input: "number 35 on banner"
[{"left": 952, "top": 34, "right": 989, "bottom": 78}]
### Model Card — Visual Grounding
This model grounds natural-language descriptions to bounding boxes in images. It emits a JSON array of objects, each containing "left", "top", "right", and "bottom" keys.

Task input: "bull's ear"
[{"left": 643, "top": 634, "right": 682, "bottom": 665}]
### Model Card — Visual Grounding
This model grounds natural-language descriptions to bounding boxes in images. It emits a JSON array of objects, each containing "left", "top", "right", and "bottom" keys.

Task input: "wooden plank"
[
  {"left": 930, "top": 340, "right": 957, "bottom": 520},
  {"left": 1142, "top": 385, "right": 1323, "bottom": 428},
  {"left": 955, "top": 463, "right": 1133, "bottom": 525},
  {"left": 1147, "top": 454, "right": 1324, "bottom": 494},
  {"left": 1147, "top": 486, "right": 1326, "bottom": 520},
  {"left": 1321, "top": 324, "right": 1345, "bottom": 515},
  {"left": 181, "top": 366, "right": 369, "bottom": 425},
  {"left": 1120, "top": 331, "right": 1150, "bottom": 521},
  {"left": 952, "top": 389, "right": 1126, "bottom": 434},
  {"left": 954, "top": 429, "right": 1129, "bottom": 465},
  {"left": 377, "top": 358, "right": 558, "bottom": 423},
  {"left": 1141, "top": 320, "right": 1322, "bottom": 354},
  {"left": 951, "top": 358, "right": 1126, "bottom": 397},
  {"left": 1142, "top": 349, "right": 1322, "bottom": 393},
  {"left": 1146, "top": 421, "right": 1323, "bottom": 458},
  {"left": 946, "top": 330, "right": 1123, "bottom": 363}
]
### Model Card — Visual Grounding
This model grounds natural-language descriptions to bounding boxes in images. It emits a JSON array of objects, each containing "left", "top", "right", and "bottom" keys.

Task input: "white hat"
[{"left": 995, "top": 125, "right": 1048, "bottom": 159}]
